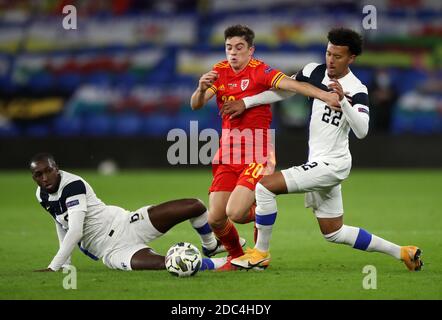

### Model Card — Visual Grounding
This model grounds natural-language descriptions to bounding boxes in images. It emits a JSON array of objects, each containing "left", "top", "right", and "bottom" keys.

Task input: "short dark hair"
[
  {"left": 30, "top": 152, "right": 56, "bottom": 167},
  {"left": 327, "top": 28, "right": 363, "bottom": 56},
  {"left": 224, "top": 24, "right": 255, "bottom": 47}
]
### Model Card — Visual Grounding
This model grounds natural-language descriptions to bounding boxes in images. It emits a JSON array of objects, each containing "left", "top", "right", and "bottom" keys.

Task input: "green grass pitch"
[{"left": 0, "top": 169, "right": 441, "bottom": 300}]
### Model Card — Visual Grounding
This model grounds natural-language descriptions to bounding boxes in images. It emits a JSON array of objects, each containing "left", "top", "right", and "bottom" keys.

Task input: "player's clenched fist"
[
  {"left": 328, "top": 79, "right": 344, "bottom": 100},
  {"left": 221, "top": 100, "right": 246, "bottom": 119},
  {"left": 198, "top": 71, "right": 219, "bottom": 91},
  {"left": 323, "top": 91, "right": 342, "bottom": 111}
]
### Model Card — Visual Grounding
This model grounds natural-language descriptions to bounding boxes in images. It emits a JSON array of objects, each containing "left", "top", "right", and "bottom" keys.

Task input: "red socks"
[{"left": 213, "top": 219, "right": 244, "bottom": 258}]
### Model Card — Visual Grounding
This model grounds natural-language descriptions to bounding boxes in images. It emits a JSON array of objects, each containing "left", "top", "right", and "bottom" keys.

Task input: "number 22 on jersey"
[{"left": 322, "top": 106, "right": 342, "bottom": 127}]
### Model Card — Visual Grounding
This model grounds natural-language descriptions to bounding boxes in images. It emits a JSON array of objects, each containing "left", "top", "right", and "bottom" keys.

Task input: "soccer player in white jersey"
[
  {"left": 30, "top": 153, "right": 235, "bottom": 272},
  {"left": 222, "top": 28, "right": 423, "bottom": 271}
]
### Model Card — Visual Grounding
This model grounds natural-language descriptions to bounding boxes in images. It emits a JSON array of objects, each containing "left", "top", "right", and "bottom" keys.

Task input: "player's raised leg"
[
  {"left": 148, "top": 198, "right": 208, "bottom": 232},
  {"left": 231, "top": 172, "right": 287, "bottom": 269},
  {"left": 130, "top": 248, "right": 167, "bottom": 270},
  {"left": 317, "top": 214, "right": 423, "bottom": 271},
  {"left": 131, "top": 198, "right": 226, "bottom": 271},
  {"left": 147, "top": 198, "right": 220, "bottom": 253},
  {"left": 130, "top": 247, "right": 227, "bottom": 271}
]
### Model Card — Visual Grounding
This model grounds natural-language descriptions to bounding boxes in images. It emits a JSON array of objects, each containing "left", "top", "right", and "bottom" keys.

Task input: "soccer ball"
[{"left": 165, "top": 242, "right": 202, "bottom": 277}]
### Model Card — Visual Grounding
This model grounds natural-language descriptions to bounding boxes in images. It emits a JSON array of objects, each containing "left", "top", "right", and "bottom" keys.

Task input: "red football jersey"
[
  {"left": 207, "top": 58, "right": 284, "bottom": 166},
  {"left": 208, "top": 58, "right": 285, "bottom": 131}
]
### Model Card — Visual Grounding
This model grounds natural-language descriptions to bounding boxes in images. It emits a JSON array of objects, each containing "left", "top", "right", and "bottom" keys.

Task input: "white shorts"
[
  {"left": 102, "top": 205, "right": 163, "bottom": 271},
  {"left": 281, "top": 160, "right": 344, "bottom": 218}
]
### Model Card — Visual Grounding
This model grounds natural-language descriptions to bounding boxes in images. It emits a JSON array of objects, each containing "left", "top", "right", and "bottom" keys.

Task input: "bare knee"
[
  {"left": 130, "top": 248, "right": 165, "bottom": 270},
  {"left": 183, "top": 198, "right": 207, "bottom": 217},
  {"left": 208, "top": 210, "right": 228, "bottom": 229},
  {"left": 225, "top": 205, "right": 247, "bottom": 223},
  {"left": 317, "top": 216, "right": 343, "bottom": 235},
  {"left": 258, "top": 172, "right": 288, "bottom": 195},
  {"left": 193, "top": 198, "right": 208, "bottom": 215},
  {"left": 318, "top": 216, "right": 344, "bottom": 243},
  {"left": 259, "top": 175, "right": 272, "bottom": 189}
]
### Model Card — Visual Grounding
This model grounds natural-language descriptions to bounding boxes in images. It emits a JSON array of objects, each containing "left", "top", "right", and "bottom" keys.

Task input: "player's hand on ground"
[
  {"left": 198, "top": 71, "right": 219, "bottom": 91},
  {"left": 220, "top": 100, "right": 246, "bottom": 119},
  {"left": 34, "top": 268, "right": 55, "bottom": 272}
]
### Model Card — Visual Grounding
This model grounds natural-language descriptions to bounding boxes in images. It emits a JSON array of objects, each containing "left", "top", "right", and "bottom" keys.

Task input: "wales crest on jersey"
[{"left": 241, "top": 79, "right": 249, "bottom": 91}]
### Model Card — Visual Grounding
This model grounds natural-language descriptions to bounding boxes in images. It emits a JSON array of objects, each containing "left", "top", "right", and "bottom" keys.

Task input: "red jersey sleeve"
[{"left": 254, "top": 61, "right": 285, "bottom": 90}]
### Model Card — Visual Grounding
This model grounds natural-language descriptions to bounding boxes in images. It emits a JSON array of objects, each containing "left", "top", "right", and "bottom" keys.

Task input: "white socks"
[
  {"left": 254, "top": 182, "right": 402, "bottom": 260},
  {"left": 190, "top": 211, "right": 217, "bottom": 250},
  {"left": 255, "top": 183, "right": 277, "bottom": 252},
  {"left": 324, "top": 225, "right": 401, "bottom": 259}
]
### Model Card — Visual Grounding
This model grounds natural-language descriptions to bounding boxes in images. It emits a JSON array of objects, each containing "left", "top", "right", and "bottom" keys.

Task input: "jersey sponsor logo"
[
  {"left": 228, "top": 83, "right": 237, "bottom": 88},
  {"left": 66, "top": 199, "right": 80, "bottom": 208},
  {"left": 219, "top": 84, "right": 225, "bottom": 91},
  {"left": 241, "top": 79, "right": 250, "bottom": 91}
]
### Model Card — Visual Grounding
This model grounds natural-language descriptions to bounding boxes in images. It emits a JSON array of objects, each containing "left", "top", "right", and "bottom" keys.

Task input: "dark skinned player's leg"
[
  {"left": 131, "top": 248, "right": 166, "bottom": 270},
  {"left": 148, "top": 198, "right": 207, "bottom": 233},
  {"left": 130, "top": 199, "right": 207, "bottom": 270}
]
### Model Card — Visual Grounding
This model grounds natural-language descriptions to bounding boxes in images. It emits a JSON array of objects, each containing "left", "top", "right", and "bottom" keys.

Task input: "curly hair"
[{"left": 327, "top": 28, "right": 363, "bottom": 56}]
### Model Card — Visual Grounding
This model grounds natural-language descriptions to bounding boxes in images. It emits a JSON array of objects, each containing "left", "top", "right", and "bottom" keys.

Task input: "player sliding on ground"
[
  {"left": 222, "top": 28, "right": 423, "bottom": 271},
  {"left": 191, "top": 24, "right": 340, "bottom": 270},
  {"left": 30, "top": 153, "right": 231, "bottom": 272}
]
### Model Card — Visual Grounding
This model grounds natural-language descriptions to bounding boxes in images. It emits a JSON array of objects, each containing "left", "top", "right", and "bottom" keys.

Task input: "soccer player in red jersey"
[{"left": 190, "top": 25, "right": 339, "bottom": 270}]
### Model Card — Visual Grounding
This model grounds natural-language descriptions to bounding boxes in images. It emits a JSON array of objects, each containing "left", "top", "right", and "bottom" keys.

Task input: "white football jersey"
[
  {"left": 295, "top": 63, "right": 369, "bottom": 177},
  {"left": 36, "top": 170, "right": 127, "bottom": 259}
]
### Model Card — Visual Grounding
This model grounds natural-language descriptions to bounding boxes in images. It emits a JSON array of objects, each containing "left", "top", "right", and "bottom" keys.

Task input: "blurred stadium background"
[
  {"left": 0, "top": 0, "right": 441, "bottom": 301},
  {"left": 0, "top": 0, "right": 440, "bottom": 169}
]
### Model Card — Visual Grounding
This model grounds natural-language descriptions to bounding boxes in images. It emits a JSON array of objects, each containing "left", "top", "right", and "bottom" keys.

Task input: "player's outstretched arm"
[
  {"left": 221, "top": 89, "right": 295, "bottom": 119},
  {"left": 277, "top": 76, "right": 340, "bottom": 108},
  {"left": 46, "top": 211, "right": 86, "bottom": 271},
  {"left": 55, "top": 222, "right": 72, "bottom": 267},
  {"left": 243, "top": 89, "right": 295, "bottom": 107},
  {"left": 190, "top": 71, "right": 218, "bottom": 110}
]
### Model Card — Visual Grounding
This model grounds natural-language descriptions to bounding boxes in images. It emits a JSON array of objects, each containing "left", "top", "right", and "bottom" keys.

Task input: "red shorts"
[{"left": 209, "top": 161, "right": 273, "bottom": 193}]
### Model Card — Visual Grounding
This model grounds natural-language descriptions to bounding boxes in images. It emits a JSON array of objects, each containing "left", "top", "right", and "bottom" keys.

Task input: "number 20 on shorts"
[{"left": 244, "top": 163, "right": 264, "bottom": 178}]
